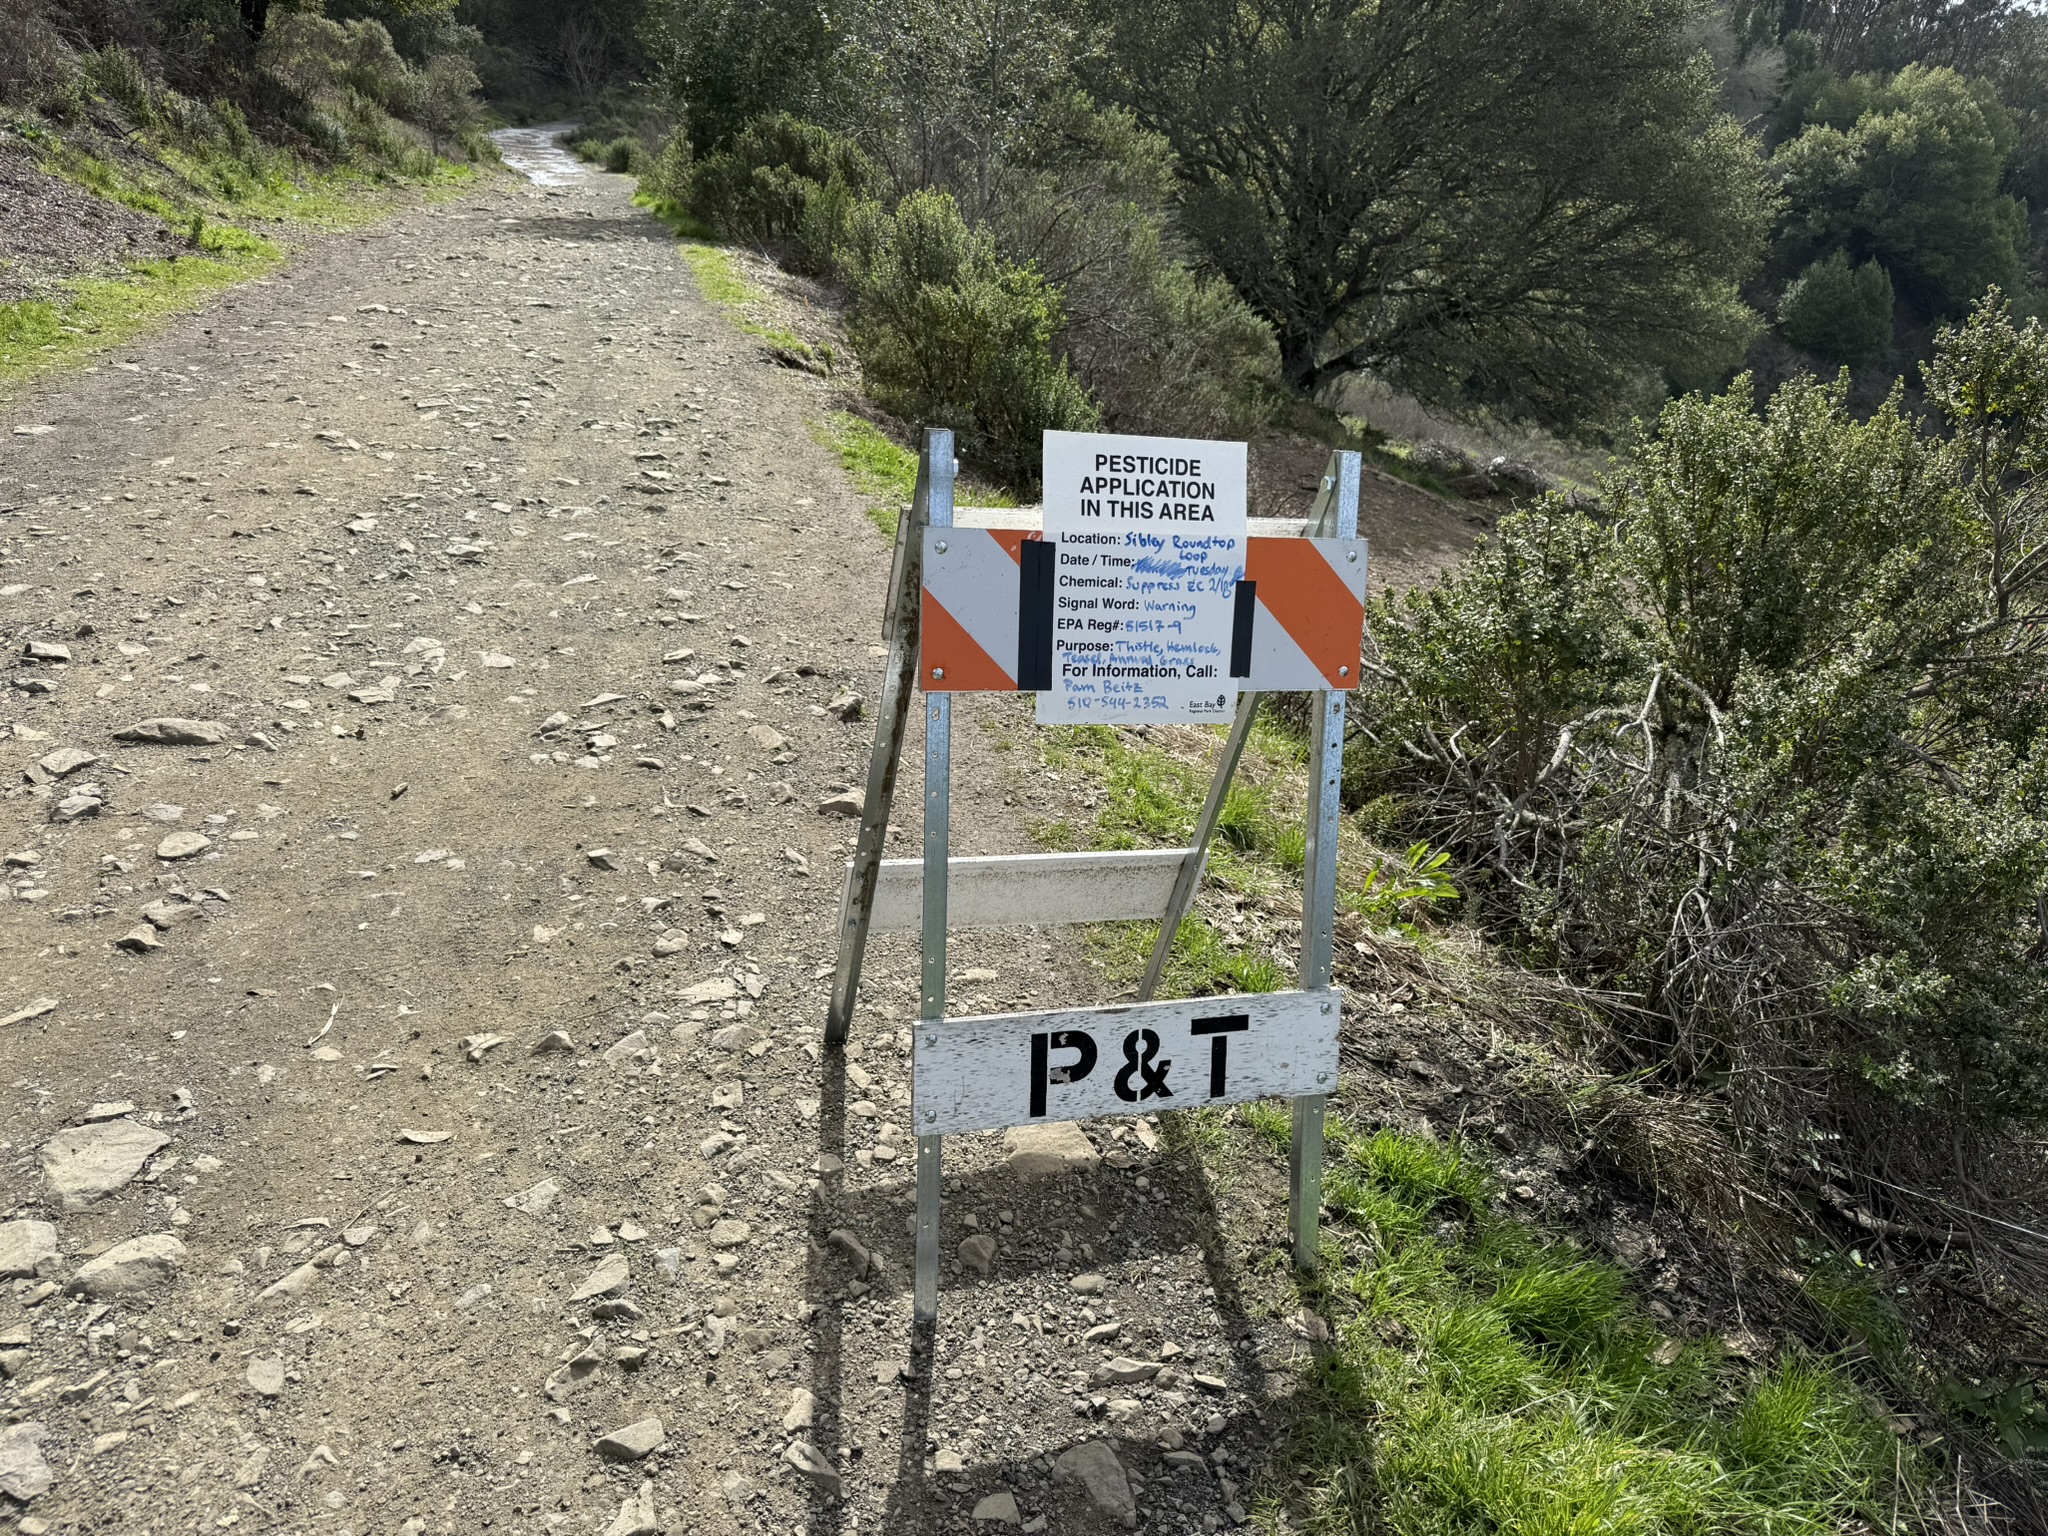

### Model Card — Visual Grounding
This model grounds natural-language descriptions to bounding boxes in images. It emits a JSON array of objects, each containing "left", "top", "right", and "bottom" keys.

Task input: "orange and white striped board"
[{"left": 920, "top": 529, "right": 1366, "bottom": 692}]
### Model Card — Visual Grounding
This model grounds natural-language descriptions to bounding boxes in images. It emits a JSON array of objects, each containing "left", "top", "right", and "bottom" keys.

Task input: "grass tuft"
[
  {"left": 810, "top": 410, "right": 918, "bottom": 538},
  {"left": 1264, "top": 1119, "right": 1913, "bottom": 1536}
]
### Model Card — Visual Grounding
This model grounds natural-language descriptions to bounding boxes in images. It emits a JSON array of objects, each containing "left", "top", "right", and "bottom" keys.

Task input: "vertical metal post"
[
  {"left": 1137, "top": 690, "right": 1262, "bottom": 1001},
  {"left": 913, "top": 449, "right": 957, "bottom": 1326},
  {"left": 827, "top": 431, "right": 953, "bottom": 1046},
  {"left": 1290, "top": 450, "right": 1361, "bottom": 1271}
]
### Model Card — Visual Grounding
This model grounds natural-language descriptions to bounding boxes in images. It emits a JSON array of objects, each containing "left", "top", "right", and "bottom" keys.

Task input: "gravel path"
[{"left": 0, "top": 160, "right": 1310, "bottom": 1534}]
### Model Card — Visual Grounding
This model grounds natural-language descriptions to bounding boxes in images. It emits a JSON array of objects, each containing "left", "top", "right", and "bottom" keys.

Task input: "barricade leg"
[
  {"left": 827, "top": 430, "right": 954, "bottom": 1047},
  {"left": 914, "top": 680, "right": 953, "bottom": 1322}
]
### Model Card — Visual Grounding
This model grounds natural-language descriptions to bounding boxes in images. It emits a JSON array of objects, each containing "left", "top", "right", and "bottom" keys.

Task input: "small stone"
[
  {"left": 826, "top": 691, "right": 864, "bottom": 721},
  {"left": 464, "top": 1033, "right": 508, "bottom": 1063},
  {"left": 594, "top": 1417, "right": 666, "bottom": 1461},
  {"left": 398, "top": 1128, "right": 452, "bottom": 1144},
  {"left": 532, "top": 1030, "right": 575, "bottom": 1054},
  {"left": 156, "top": 830, "right": 211, "bottom": 860},
  {"left": 1098, "top": 1356, "right": 1163, "bottom": 1385},
  {"left": 707, "top": 1219, "right": 750, "bottom": 1248},
  {"left": 571, "top": 1253, "right": 630, "bottom": 1300},
  {"left": 246, "top": 1355, "right": 286, "bottom": 1397},
  {"left": 115, "top": 717, "right": 226, "bottom": 746},
  {"left": 602, "top": 1030, "right": 651, "bottom": 1065},
  {"left": 1004, "top": 1122, "right": 1100, "bottom": 1178},
  {"left": 653, "top": 930, "right": 689, "bottom": 956},
  {"left": 782, "top": 1439, "right": 841, "bottom": 1496},
  {"left": 505, "top": 1179, "right": 561, "bottom": 1216},
  {"left": 37, "top": 747, "right": 96, "bottom": 777},
  {"left": 710, "top": 1022, "right": 763, "bottom": 1051},
  {"left": 746, "top": 724, "right": 787, "bottom": 752},
  {"left": 973, "top": 1491, "right": 1022, "bottom": 1525},
  {"left": 586, "top": 847, "right": 619, "bottom": 870},
  {"left": 1069, "top": 1272, "right": 1105, "bottom": 1295},
  {"left": 719, "top": 1469, "right": 753, "bottom": 1505},
  {"left": 140, "top": 895, "right": 204, "bottom": 929},
  {"left": 0, "top": 1422, "right": 53, "bottom": 1502},
  {"left": 41, "top": 1119, "right": 169, "bottom": 1209},
  {"left": 817, "top": 790, "right": 864, "bottom": 817},
  {"left": 69, "top": 1233, "right": 185, "bottom": 1297},
  {"left": 23, "top": 641, "right": 70, "bottom": 663},
  {"left": 958, "top": 1233, "right": 998, "bottom": 1277},
  {"left": 114, "top": 925, "right": 165, "bottom": 953},
  {"left": 601, "top": 1480, "right": 659, "bottom": 1536},
  {"left": 0, "top": 1221, "right": 58, "bottom": 1279},
  {"left": 826, "top": 1228, "right": 872, "bottom": 1277},
  {"left": 782, "top": 1387, "right": 815, "bottom": 1431},
  {"left": 1053, "top": 1441, "right": 1134, "bottom": 1524}
]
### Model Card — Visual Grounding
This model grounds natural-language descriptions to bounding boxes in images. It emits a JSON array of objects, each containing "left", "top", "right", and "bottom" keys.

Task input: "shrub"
[
  {"left": 0, "top": 0, "right": 67, "bottom": 105},
  {"left": 684, "top": 113, "right": 883, "bottom": 246},
  {"left": 641, "top": 126, "right": 694, "bottom": 207},
  {"left": 85, "top": 43, "right": 154, "bottom": 127},
  {"left": 842, "top": 188, "right": 1098, "bottom": 487},
  {"left": 1353, "top": 300, "right": 2048, "bottom": 1239},
  {"left": 1779, "top": 250, "right": 1894, "bottom": 367},
  {"left": 603, "top": 136, "right": 643, "bottom": 174}
]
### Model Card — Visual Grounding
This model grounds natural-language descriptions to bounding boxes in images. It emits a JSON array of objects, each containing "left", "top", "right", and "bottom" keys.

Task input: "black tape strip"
[
  {"left": 1230, "top": 579, "right": 1257, "bottom": 679},
  {"left": 1017, "top": 538, "right": 1057, "bottom": 691}
]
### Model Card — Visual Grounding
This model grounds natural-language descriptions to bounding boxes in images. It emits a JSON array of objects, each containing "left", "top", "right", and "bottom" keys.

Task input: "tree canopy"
[{"left": 1079, "top": 0, "right": 1776, "bottom": 428}]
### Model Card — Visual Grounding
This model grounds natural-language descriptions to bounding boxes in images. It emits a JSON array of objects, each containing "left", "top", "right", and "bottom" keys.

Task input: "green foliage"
[
  {"left": 1353, "top": 297, "right": 2048, "bottom": 1168},
  {"left": 1778, "top": 250, "right": 1895, "bottom": 366},
  {"left": 1799, "top": 1255, "right": 1909, "bottom": 1368},
  {"left": 602, "top": 135, "right": 643, "bottom": 174},
  {"left": 1283, "top": 1121, "right": 1910, "bottom": 1536},
  {"left": 839, "top": 187, "right": 1097, "bottom": 487},
  {"left": 85, "top": 44, "right": 156, "bottom": 126},
  {"left": 644, "top": 0, "right": 836, "bottom": 153},
  {"left": 1081, "top": 0, "right": 1775, "bottom": 425},
  {"left": 1945, "top": 1377, "right": 2048, "bottom": 1459},
  {"left": 1774, "top": 65, "right": 2027, "bottom": 319},
  {"left": 639, "top": 125, "right": 694, "bottom": 207},
  {"left": 807, "top": 411, "right": 917, "bottom": 538},
  {"left": 682, "top": 113, "right": 882, "bottom": 252},
  {"left": 1348, "top": 841, "right": 1459, "bottom": 933}
]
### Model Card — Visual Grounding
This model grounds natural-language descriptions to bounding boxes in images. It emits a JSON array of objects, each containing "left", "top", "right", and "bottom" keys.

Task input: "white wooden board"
[
  {"left": 913, "top": 989, "right": 1341, "bottom": 1136},
  {"left": 857, "top": 849, "right": 1193, "bottom": 934}
]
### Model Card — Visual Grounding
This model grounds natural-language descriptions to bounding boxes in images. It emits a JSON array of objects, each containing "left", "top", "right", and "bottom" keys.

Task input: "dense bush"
[
  {"left": 85, "top": 43, "right": 155, "bottom": 125},
  {"left": 683, "top": 113, "right": 882, "bottom": 246},
  {"left": 987, "top": 99, "right": 1280, "bottom": 438},
  {"left": 839, "top": 188, "right": 1097, "bottom": 485},
  {"left": 1354, "top": 293, "right": 2048, "bottom": 1207},
  {"left": 1778, "top": 249, "right": 1895, "bottom": 366},
  {"left": 1773, "top": 65, "right": 2026, "bottom": 320}
]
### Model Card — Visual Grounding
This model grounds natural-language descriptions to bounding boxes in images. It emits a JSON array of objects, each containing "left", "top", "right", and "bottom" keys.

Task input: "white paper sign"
[{"left": 1037, "top": 430, "right": 1248, "bottom": 724}]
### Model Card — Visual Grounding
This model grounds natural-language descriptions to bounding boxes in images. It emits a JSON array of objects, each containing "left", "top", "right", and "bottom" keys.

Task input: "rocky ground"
[{"left": 0, "top": 151, "right": 1384, "bottom": 1536}]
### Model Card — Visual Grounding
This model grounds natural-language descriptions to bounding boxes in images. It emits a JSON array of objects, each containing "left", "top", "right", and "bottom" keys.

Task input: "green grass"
[
  {"left": 1, "top": 250, "right": 278, "bottom": 385},
  {"left": 811, "top": 411, "right": 920, "bottom": 538},
  {"left": 1260, "top": 1120, "right": 1913, "bottom": 1536},
  {"left": 674, "top": 240, "right": 828, "bottom": 364},
  {"left": 3, "top": 124, "right": 472, "bottom": 392},
  {"left": 809, "top": 407, "right": 1023, "bottom": 541}
]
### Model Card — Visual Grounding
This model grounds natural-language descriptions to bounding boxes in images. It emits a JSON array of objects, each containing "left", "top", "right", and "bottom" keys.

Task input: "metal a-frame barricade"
[{"left": 827, "top": 428, "right": 1366, "bottom": 1323}]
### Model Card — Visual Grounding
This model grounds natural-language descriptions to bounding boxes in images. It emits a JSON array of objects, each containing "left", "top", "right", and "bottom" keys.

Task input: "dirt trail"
[{"left": 0, "top": 157, "right": 1312, "bottom": 1535}]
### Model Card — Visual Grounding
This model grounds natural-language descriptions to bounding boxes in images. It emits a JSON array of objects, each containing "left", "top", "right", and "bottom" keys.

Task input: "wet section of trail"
[{"left": 0, "top": 149, "right": 1302, "bottom": 1536}]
